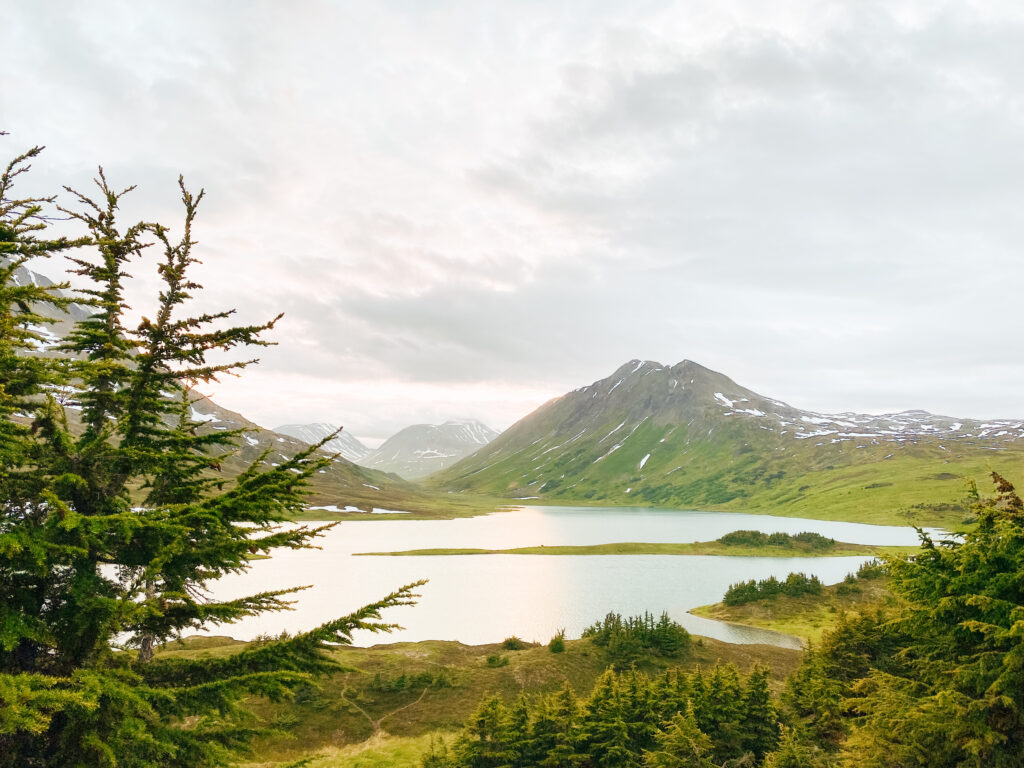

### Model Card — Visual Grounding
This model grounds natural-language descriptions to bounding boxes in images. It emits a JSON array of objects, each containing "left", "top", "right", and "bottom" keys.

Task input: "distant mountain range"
[
  {"left": 356, "top": 419, "right": 498, "bottom": 479},
  {"left": 273, "top": 423, "right": 372, "bottom": 463},
  {"left": 8, "top": 264, "right": 477, "bottom": 517},
  {"left": 429, "top": 359, "right": 1024, "bottom": 526},
  {"left": 274, "top": 419, "right": 498, "bottom": 479}
]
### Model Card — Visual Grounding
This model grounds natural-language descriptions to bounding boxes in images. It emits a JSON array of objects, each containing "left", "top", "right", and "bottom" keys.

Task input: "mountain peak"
[
  {"left": 431, "top": 357, "right": 1024, "bottom": 518},
  {"left": 272, "top": 423, "right": 371, "bottom": 462},
  {"left": 358, "top": 418, "right": 500, "bottom": 479}
]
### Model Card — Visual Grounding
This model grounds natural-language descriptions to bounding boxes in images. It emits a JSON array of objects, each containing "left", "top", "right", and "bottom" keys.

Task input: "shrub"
[
  {"left": 486, "top": 654, "right": 509, "bottom": 668},
  {"left": 719, "top": 529, "right": 769, "bottom": 546},
  {"left": 791, "top": 531, "right": 835, "bottom": 549},
  {"left": 502, "top": 636, "right": 528, "bottom": 650},
  {"left": 718, "top": 530, "right": 836, "bottom": 550},
  {"left": 856, "top": 559, "right": 887, "bottom": 580},
  {"left": 548, "top": 630, "right": 567, "bottom": 653}
]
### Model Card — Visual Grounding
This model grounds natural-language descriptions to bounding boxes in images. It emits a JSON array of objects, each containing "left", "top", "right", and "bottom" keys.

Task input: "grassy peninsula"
[
  {"left": 356, "top": 529, "right": 920, "bottom": 558},
  {"left": 356, "top": 541, "right": 916, "bottom": 557},
  {"left": 690, "top": 572, "right": 894, "bottom": 644}
]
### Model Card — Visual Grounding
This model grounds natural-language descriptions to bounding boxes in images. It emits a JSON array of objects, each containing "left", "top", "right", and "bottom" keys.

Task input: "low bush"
[
  {"left": 856, "top": 558, "right": 887, "bottom": 580},
  {"left": 548, "top": 630, "right": 566, "bottom": 654}
]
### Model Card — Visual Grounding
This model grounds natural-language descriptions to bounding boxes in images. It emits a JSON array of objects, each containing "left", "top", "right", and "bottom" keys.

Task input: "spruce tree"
[
  {"left": 840, "top": 473, "right": 1024, "bottom": 767},
  {"left": 538, "top": 683, "right": 583, "bottom": 768},
  {"left": 454, "top": 696, "right": 515, "bottom": 768},
  {"left": 642, "top": 703, "right": 714, "bottom": 768},
  {"left": 0, "top": 143, "right": 420, "bottom": 767},
  {"left": 581, "top": 670, "right": 636, "bottom": 767},
  {"left": 738, "top": 665, "right": 778, "bottom": 759},
  {"left": 761, "top": 726, "right": 830, "bottom": 768}
]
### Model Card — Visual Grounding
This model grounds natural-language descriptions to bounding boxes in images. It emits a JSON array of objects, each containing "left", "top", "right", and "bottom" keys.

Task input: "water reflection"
[{"left": 205, "top": 505, "right": 933, "bottom": 648}]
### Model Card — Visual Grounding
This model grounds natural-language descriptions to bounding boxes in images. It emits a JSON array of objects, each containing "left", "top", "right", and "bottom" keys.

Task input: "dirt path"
[
  {"left": 376, "top": 687, "right": 430, "bottom": 730},
  {"left": 339, "top": 684, "right": 432, "bottom": 734}
]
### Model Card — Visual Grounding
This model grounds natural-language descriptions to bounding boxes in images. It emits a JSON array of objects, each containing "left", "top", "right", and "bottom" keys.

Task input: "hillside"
[
  {"left": 157, "top": 633, "right": 801, "bottom": 767},
  {"left": 360, "top": 419, "right": 499, "bottom": 479},
  {"left": 12, "top": 264, "right": 493, "bottom": 519},
  {"left": 430, "top": 359, "right": 1024, "bottom": 526}
]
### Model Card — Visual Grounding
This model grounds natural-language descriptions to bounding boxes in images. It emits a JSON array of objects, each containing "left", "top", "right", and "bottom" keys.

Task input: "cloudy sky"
[{"left": 5, "top": 1, "right": 1024, "bottom": 444}]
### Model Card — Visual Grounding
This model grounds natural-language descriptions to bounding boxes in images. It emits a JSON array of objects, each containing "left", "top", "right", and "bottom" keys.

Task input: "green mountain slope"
[{"left": 429, "top": 359, "right": 1024, "bottom": 526}]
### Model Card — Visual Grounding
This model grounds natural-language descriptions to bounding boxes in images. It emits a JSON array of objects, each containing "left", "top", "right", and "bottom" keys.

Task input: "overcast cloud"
[{"left": 4, "top": 1, "right": 1024, "bottom": 443}]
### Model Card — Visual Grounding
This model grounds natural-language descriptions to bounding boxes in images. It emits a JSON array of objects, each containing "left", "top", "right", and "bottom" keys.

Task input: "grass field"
[
  {"left": 158, "top": 631, "right": 802, "bottom": 767},
  {"left": 356, "top": 541, "right": 919, "bottom": 558}
]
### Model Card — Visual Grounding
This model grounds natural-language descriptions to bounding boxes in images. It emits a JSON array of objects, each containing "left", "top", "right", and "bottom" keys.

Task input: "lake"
[{"left": 205, "top": 505, "right": 938, "bottom": 649}]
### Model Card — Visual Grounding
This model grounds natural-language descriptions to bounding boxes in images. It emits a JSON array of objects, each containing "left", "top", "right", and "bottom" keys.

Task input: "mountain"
[
  {"left": 272, "top": 423, "right": 371, "bottom": 463},
  {"left": 429, "top": 359, "right": 1024, "bottom": 526},
  {"left": 360, "top": 419, "right": 500, "bottom": 479}
]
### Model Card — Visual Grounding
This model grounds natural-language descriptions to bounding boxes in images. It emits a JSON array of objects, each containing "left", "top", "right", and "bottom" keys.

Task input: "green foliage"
[
  {"left": 761, "top": 726, "right": 831, "bottom": 768},
  {"left": 723, "top": 573, "right": 823, "bottom": 606},
  {"left": 853, "top": 558, "right": 886, "bottom": 580},
  {"left": 370, "top": 669, "right": 454, "bottom": 692},
  {"left": 582, "top": 612, "right": 691, "bottom": 664},
  {"left": 432, "top": 663, "right": 776, "bottom": 768},
  {"left": 502, "top": 636, "right": 528, "bottom": 651},
  {"left": 779, "top": 473, "right": 1024, "bottom": 767},
  {"left": 485, "top": 654, "right": 509, "bottom": 669},
  {"left": 0, "top": 142, "right": 419, "bottom": 767},
  {"left": 548, "top": 630, "right": 566, "bottom": 654},
  {"left": 642, "top": 704, "right": 715, "bottom": 767},
  {"left": 718, "top": 530, "right": 835, "bottom": 550}
]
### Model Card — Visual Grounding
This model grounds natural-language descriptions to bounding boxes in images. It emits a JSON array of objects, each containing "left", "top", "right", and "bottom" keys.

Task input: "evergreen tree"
[
  {"left": 621, "top": 668, "right": 659, "bottom": 755},
  {"left": 839, "top": 473, "right": 1024, "bottom": 767},
  {"left": 698, "top": 664, "right": 746, "bottom": 762},
  {"left": 0, "top": 143, "right": 420, "bottom": 767},
  {"left": 642, "top": 704, "right": 714, "bottom": 768},
  {"left": 536, "top": 684, "right": 583, "bottom": 768},
  {"left": 422, "top": 734, "right": 456, "bottom": 768},
  {"left": 739, "top": 665, "right": 778, "bottom": 759},
  {"left": 581, "top": 670, "right": 637, "bottom": 767},
  {"left": 454, "top": 696, "right": 516, "bottom": 768},
  {"left": 761, "top": 726, "right": 831, "bottom": 768},
  {"left": 504, "top": 696, "right": 531, "bottom": 768}
]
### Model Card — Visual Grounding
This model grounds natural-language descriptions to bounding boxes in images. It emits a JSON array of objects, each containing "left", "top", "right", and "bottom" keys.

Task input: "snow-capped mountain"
[
  {"left": 359, "top": 419, "right": 500, "bottom": 479},
  {"left": 430, "top": 359, "right": 1024, "bottom": 525},
  {"left": 272, "top": 423, "right": 371, "bottom": 462}
]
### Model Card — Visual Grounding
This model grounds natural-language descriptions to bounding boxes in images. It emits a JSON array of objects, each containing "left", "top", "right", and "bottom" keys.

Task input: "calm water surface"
[{"left": 206, "top": 505, "right": 937, "bottom": 649}]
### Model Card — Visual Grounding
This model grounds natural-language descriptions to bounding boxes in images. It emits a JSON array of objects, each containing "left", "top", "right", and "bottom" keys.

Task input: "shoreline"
[{"left": 353, "top": 541, "right": 918, "bottom": 558}]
